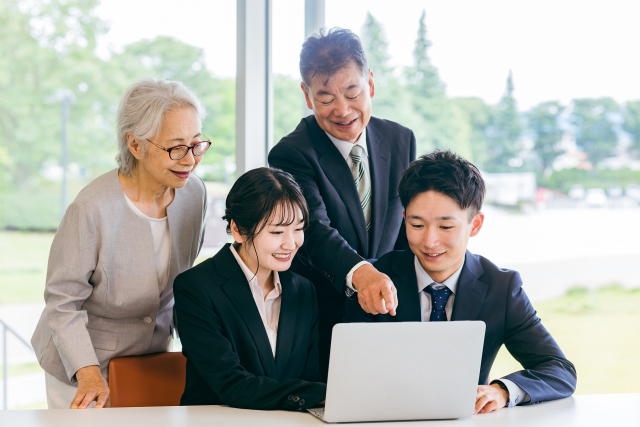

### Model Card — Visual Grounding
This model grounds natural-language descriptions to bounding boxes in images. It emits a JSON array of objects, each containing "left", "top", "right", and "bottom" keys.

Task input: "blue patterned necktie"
[{"left": 425, "top": 284, "right": 452, "bottom": 321}]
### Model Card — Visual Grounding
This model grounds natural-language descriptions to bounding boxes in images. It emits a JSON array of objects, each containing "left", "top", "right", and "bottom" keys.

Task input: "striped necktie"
[{"left": 350, "top": 144, "right": 371, "bottom": 231}]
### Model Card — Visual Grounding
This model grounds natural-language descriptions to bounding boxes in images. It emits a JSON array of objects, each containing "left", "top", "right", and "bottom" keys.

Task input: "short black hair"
[
  {"left": 223, "top": 167, "right": 309, "bottom": 241},
  {"left": 299, "top": 27, "right": 368, "bottom": 87},
  {"left": 399, "top": 150, "right": 485, "bottom": 221}
]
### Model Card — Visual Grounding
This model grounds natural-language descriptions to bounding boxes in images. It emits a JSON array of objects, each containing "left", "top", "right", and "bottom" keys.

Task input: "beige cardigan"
[{"left": 31, "top": 169, "right": 207, "bottom": 385}]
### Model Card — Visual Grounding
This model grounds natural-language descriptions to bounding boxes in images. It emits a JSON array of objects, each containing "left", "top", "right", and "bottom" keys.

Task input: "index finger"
[{"left": 381, "top": 284, "right": 397, "bottom": 316}]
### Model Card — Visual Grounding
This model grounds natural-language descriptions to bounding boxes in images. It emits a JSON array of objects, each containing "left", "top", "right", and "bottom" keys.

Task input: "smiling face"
[
  {"left": 404, "top": 190, "right": 484, "bottom": 283},
  {"left": 301, "top": 60, "right": 374, "bottom": 143},
  {"left": 130, "top": 106, "right": 203, "bottom": 188},
  {"left": 232, "top": 203, "right": 305, "bottom": 278}
]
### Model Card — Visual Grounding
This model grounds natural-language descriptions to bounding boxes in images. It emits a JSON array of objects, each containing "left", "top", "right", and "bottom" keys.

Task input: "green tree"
[
  {"left": 274, "top": 74, "right": 303, "bottom": 147},
  {"left": 361, "top": 11, "right": 392, "bottom": 86},
  {"left": 403, "top": 10, "right": 471, "bottom": 158},
  {"left": 485, "top": 71, "right": 522, "bottom": 172},
  {"left": 450, "top": 97, "right": 495, "bottom": 168},
  {"left": 360, "top": 11, "right": 406, "bottom": 126},
  {"left": 622, "top": 100, "right": 640, "bottom": 158},
  {"left": 528, "top": 101, "right": 565, "bottom": 173},
  {"left": 0, "top": 0, "right": 111, "bottom": 188},
  {"left": 570, "top": 98, "right": 619, "bottom": 166}
]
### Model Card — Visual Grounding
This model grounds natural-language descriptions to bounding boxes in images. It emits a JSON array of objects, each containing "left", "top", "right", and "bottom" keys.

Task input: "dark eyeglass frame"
[{"left": 147, "top": 138, "right": 212, "bottom": 160}]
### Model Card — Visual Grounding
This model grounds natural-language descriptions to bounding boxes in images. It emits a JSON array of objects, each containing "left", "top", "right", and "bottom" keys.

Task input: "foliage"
[
  {"left": 527, "top": 101, "right": 565, "bottom": 173},
  {"left": 401, "top": 10, "right": 472, "bottom": 159},
  {"left": 622, "top": 100, "right": 640, "bottom": 156},
  {"left": 540, "top": 167, "right": 640, "bottom": 193},
  {"left": 274, "top": 75, "right": 304, "bottom": 148},
  {"left": 484, "top": 71, "right": 522, "bottom": 171},
  {"left": 361, "top": 12, "right": 392, "bottom": 86},
  {"left": 450, "top": 97, "right": 494, "bottom": 169},
  {"left": 570, "top": 97, "right": 620, "bottom": 166}
]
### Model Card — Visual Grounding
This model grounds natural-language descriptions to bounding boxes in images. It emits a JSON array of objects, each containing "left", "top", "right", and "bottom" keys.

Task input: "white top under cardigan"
[{"left": 123, "top": 193, "right": 172, "bottom": 294}]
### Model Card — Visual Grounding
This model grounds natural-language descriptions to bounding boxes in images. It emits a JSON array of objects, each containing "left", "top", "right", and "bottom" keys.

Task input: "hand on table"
[
  {"left": 474, "top": 383, "right": 509, "bottom": 414},
  {"left": 352, "top": 264, "right": 398, "bottom": 316},
  {"left": 71, "top": 365, "right": 110, "bottom": 409}
]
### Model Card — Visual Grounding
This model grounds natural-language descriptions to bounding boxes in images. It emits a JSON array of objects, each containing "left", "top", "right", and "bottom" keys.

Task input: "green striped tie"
[{"left": 350, "top": 144, "right": 371, "bottom": 231}]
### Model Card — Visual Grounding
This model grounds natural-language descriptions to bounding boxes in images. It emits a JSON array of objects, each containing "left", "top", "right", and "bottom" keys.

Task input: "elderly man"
[{"left": 268, "top": 27, "right": 416, "bottom": 380}]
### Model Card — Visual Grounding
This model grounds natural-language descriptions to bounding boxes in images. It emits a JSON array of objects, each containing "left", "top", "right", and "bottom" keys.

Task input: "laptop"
[{"left": 308, "top": 321, "right": 485, "bottom": 423}]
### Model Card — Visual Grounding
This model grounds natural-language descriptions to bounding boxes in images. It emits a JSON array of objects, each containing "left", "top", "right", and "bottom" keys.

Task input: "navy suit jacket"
[
  {"left": 344, "top": 249, "right": 577, "bottom": 405},
  {"left": 268, "top": 115, "right": 416, "bottom": 295},
  {"left": 174, "top": 244, "right": 326, "bottom": 410}
]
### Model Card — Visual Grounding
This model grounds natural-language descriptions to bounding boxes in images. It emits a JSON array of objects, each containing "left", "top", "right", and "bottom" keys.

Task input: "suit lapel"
[
  {"left": 274, "top": 271, "right": 298, "bottom": 377},
  {"left": 451, "top": 251, "right": 488, "bottom": 321},
  {"left": 366, "top": 122, "right": 390, "bottom": 258},
  {"left": 392, "top": 249, "right": 421, "bottom": 322},
  {"left": 216, "top": 247, "right": 278, "bottom": 379},
  {"left": 308, "top": 117, "right": 369, "bottom": 257}
]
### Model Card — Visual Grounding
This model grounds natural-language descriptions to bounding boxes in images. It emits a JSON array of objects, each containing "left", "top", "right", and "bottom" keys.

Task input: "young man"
[{"left": 344, "top": 150, "right": 576, "bottom": 414}]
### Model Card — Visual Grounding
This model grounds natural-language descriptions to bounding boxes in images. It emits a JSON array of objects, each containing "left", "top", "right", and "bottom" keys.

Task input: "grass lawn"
[
  {"left": 0, "top": 362, "right": 43, "bottom": 380},
  {"left": 0, "top": 231, "right": 54, "bottom": 304},
  {"left": 489, "top": 285, "right": 640, "bottom": 395}
]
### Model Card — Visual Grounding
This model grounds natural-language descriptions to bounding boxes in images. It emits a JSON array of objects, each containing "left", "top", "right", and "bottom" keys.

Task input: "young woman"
[{"left": 173, "top": 167, "right": 326, "bottom": 410}]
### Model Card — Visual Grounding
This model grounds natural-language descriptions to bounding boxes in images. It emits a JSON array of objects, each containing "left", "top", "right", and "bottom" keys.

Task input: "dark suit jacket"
[
  {"left": 268, "top": 115, "right": 416, "bottom": 295},
  {"left": 344, "top": 249, "right": 577, "bottom": 405},
  {"left": 173, "top": 244, "right": 326, "bottom": 410}
]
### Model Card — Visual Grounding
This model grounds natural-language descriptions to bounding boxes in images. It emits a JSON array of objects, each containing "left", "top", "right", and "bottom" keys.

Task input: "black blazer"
[
  {"left": 173, "top": 244, "right": 326, "bottom": 410},
  {"left": 345, "top": 249, "right": 577, "bottom": 405},
  {"left": 268, "top": 115, "right": 416, "bottom": 295}
]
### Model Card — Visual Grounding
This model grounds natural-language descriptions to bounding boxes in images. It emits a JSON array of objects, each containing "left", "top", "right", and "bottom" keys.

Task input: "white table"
[{"left": 1, "top": 394, "right": 638, "bottom": 427}]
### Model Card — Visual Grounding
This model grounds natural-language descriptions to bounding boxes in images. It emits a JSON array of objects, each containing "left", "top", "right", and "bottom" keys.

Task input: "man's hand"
[
  {"left": 352, "top": 264, "right": 398, "bottom": 316},
  {"left": 71, "top": 365, "right": 110, "bottom": 409},
  {"left": 474, "top": 384, "right": 509, "bottom": 415}
]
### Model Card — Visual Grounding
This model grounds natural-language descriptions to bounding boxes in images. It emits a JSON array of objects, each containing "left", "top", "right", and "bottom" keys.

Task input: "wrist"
[
  {"left": 76, "top": 365, "right": 100, "bottom": 380},
  {"left": 351, "top": 263, "right": 374, "bottom": 291},
  {"left": 491, "top": 381, "right": 510, "bottom": 406}
]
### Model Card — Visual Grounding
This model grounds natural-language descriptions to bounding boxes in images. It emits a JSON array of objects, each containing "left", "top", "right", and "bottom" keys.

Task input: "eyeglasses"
[{"left": 147, "top": 138, "right": 212, "bottom": 160}]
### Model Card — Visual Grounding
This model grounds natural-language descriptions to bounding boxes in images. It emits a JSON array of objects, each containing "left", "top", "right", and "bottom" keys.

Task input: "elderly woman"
[{"left": 31, "top": 79, "right": 210, "bottom": 409}]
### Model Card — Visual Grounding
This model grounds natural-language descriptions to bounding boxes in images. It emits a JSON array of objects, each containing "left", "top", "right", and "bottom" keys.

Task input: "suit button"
[
  {"left": 293, "top": 396, "right": 300, "bottom": 402},
  {"left": 287, "top": 395, "right": 294, "bottom": 401},
  {"left": 299, "top": 399, "right": 305, "bottom": 406},
  {"left": 143, "top": 317, "right": 152, "bottom": 324}
]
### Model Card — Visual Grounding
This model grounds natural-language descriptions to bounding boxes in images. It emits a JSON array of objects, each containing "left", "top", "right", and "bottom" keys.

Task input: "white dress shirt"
[
  {"left": 413, "top": 256, "right": 530, "bottom": 408},
  {"left": 229, "top": 245, "right": 282, "bottom": 357},
  {"left": 324, "top": 129, "right": 372, "bottom": 292}
]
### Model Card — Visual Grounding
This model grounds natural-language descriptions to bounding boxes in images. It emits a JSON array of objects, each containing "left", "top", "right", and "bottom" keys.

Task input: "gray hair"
[
  {"left": 300, "top": 27, "right": 369, "bottom": 87},
  {"left": 116, "top": 79, "right": 207, "bottom": 176}
]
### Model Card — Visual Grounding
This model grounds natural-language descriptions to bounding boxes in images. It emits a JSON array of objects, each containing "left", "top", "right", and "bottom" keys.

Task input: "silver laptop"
[{"left": 308, "top": 321, "right": 485, "bottom": 423}]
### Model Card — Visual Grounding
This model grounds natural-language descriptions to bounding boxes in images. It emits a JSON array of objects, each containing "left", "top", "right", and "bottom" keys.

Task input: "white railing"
[{"left": 0, "top": 318, "right": 34, "bottom": 410}]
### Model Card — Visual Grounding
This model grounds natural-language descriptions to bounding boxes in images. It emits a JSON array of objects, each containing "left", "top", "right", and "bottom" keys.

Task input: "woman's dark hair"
[
  {"left": 300, "top": 27, "right": 369, "bottom": 87},
  {"left": 399, "top": 150, "right": 486, "bottom": 222},
  {"left": 223, "top": 167, "right": 310, "bottom": 243}
]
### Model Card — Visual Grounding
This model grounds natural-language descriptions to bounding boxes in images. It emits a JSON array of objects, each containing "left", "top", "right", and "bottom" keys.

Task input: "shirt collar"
[
  {"left": 229, "top": 245, "right": 282, "bottom": 295},
  {"left": 414, "top": 255, "right": 464, "bottom": 295},
  {"left": 324, "top": 127, "right": 368, "bottom": 162}
]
